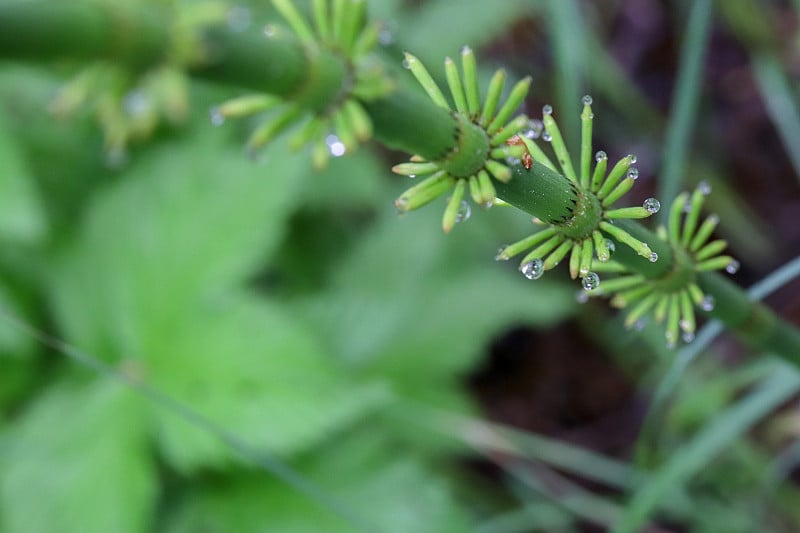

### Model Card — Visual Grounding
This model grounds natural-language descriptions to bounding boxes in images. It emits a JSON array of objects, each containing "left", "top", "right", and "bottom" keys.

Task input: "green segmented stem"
[
  {"left": 591, "top": 154, "right": 608, "bottom": 193},
  {"left": 696, "top": 255, "right": 735, "bottom": 271},
  {"left": 488, "top": 77, "right": 531, "bottom": 134},
  {"left": 680, "top": 290, "right": 696, "bottom": 333},
  {"left": 478, "top": 171, "right": 496, "bottom": 205},
  {"left": 602, "top": 177, "right": 636, "bottom": 207},
  {"left": 666, "top": 294, "right": 681, "bottom": 345},
  {"left": 312, "top": 0, "right": 329, "bottom": 42},
  {"left": 544, "top": 240, "right": 573, "bottom": 270},
  {"left": 600, "top": 275, "right": 646, "bottom": 293},
  {"left": 343, "top": 100, "right": 372, "bottom": 141},
  {"left": 625, "top": 293, "right": 660, "bottom": 328},
  {"left": 340, "top": 0, "right": 365, "bottom": 53},
  {"left": 682, "top": 188, "right": 705, "bottom": 246},
  {"left": 480, "top": 69, "right": 506, "bottom": 127},
  {"left": 442, "top": 179, "right": 466, "bottom": 233},
  {"left": 592, "top": 260, "right": 628, "bottom": 273},
  {"left": 484, "top": 160, "right": 512, "bottom": 183},
  {"left": 669, "top": 192, "right": 688, "bottom": 243},
  {"left": 520, "top": 234, "right": 565, "bottom": 265},
  {"left": 542, "top": 114, "right": 578, "bottom": 182},
  {"left": 498, "top": 227, "right": 558, "bottom": 260},
  {"left": 288, "top": 116, "right": 324, "bottom": 150},
  {"left": 392, "top": 162, "right": 438, "bottom": 176},
  {"left": 333, "top": 107, "right": 356, "bottom": 150},
  {"left": 444, "top": 57, "right": 468, "bottom": 114},
  {"left": 246, "top": 105, "right": 303, "bottom": 152},
  {"left": 353, "top": 21, "right": 379, "bottom": 58},
  {"left": 404, "top": 52, "right": 449, "bottom": 109},
  {"left": 688, "top": 283, "right": 705, "bottom": 305},
  {"left": 491, "top": 115, "right": 529, "bottom": 146},
  {"left": 395, "top": 171, "right": 454, "bottom": 212},
  {"left": 460, "top": 46, "right": 481, "bottom": 118},
  {"left": 654, "top": 295, "right": 670, "bottom": 323},
  {"left": 600, "top": 221, "right": 652, "bottom": 258},
  {"left": 596, "top": 156, "right": 632, "bottom": 199},
  {"left": 272, "top": 0, "right": 316, "bottom": 45},
  {"left": 605, "top": 206, "right": 651, "bottom": 219},
  {"left": 332, "top": 0, "right": 346, "bottom": 43},
  {"left": 695, "top": 240, "right": 727, "bottom": 261},
  {"left": 216, "top": 94, "right": 280, "bottom": 118},
  {"left": 593, "top": 230, "right": 611, "bottom": 262},
  {"left": 579, "top": 239, "right": 594, "bottom": 276},
  {"left": 580, "top": 102, "right": 593, "bottom": 189},
  {"left": 690, "top": 215, "right": 719, "bottom": 252},
  {"left": 569, "top": 242, "right": 582, "bottom": 279}
]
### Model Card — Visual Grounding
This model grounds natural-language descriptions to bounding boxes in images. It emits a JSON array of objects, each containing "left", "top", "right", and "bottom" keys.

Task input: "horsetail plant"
[
  {"left": 495, "top": 98, "right": 661, "bottom": 291},
  {"left": 590, "top": 182, "right": 738, "bottom": 347},
  {"left": 210, "top": 0, "right": 393, "bottom": 168}
]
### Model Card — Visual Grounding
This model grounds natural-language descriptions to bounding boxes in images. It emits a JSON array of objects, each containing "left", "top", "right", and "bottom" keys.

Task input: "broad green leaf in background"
[
  {"left": 0, "top": 108, "right": 45, "bottom": 246},
  {"left": 151, "top": 295, "right": 391, "bottom": 472},
  {"left": 50, "top": 130, "right": 302, "bottom": 360},
  {"left": 299, "top": 207, "right": 576, "bottom": 408},
  {"left": 0, "top": 380, "right": 155, "bottom": 533},
  {"left": 163, "top": 431, "right": 473, "bottom": 533}
]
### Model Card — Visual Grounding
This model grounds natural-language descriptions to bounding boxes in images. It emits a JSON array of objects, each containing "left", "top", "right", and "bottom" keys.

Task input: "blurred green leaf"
[
  {"left": 0, "top": 379, "right": 155, "bottom": 533},
  {"left": 300, "top": 207, "right": 575, "bottom": 405},
  {"left": 151, "top": 295, "right": 390, "bottom": 472},
  {"left": 164, "top": 431, "right": 472, "bottom": 533},
  {"left": 0, "top": 108, "right": 45, "bottom": 245},
  {"left": 50, "top": 130, "right": 302, "bottom": 359}
]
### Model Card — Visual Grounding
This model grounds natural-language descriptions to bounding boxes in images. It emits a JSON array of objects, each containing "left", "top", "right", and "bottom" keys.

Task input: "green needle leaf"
[
  {"left": 460, "top": 45, "right": 481, "bottom": 118},
  {"left": 544, "top": 239, "right": 573, "bottom": 270},
  {"left": 596, "top": 155, "right": 632, "bottom": 199},
  {"left": 487, "top": 76, "right": 531, "bottom": 134},
  {"left": 480, "top": 69, "right": 506, "bottom": 127},
  {"left": 272, "top": 0, "right": 316, "bottom": 45},
  {"left": 442, "top": 179, "right": 466, "bottom": 233},
  {"left": 444, "top": 57, "right": 469, "bottom": 114},
  {"left": 580, "top": 99, "right": 593, "bottom": 189},
  {"left": 403, "top": 52, "right": 449, "bottom": 109},
  {"left": 542, "top": 113, "right": 578, "bottom": 183}
]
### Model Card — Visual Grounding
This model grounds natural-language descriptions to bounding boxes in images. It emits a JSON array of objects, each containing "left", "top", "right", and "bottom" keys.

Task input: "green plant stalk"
[{"left": 1, "top": 1, "right": 799, "bottom": 359}]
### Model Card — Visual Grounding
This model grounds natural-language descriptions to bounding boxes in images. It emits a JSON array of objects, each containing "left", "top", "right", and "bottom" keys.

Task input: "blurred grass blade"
[
  {"left": 636, "top": 255, "right": 800, "bottom": 465},
  {"left": 656, "top": 0, "right": 713, "bottom": 220},
  {"left": 545, "top": 0, "right": 586, "bottom": 152},
  {"left": 614, "top": 365, "right": 800, "bottom": 533},
  {"left": 752, "top": 53, "right": 800, "bottom": 182}
]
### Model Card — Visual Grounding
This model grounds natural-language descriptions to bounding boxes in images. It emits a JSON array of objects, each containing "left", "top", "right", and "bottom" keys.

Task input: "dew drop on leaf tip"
[{"left": 521, "top": 259, "right": 544, "bottom": 280}]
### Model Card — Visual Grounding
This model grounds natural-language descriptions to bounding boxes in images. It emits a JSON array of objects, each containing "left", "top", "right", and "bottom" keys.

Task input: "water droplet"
[
  {"left": 520, "top": 259, "right": 544, "bottom": 280},
  {"left": 542, "top": 104, "right": 553, "bottom": 116},
  {"left": 582, "top": 272, "right": 600, "bottom": 291},
  {"left": 643, "top": 197, "right": 661, "bottom": 214},
  {"left": 455, "top": 201, "right": 471, "bottom": 223},
  {"left": 460, "top": 44, "right": 472, "bottom": 55},
  {"left": 542, "top": 131, "right": 552, "bottom": 142},
  {"left": 726, "top": 259, "right": 740, "bottom": 274},
  {"left": 683, "top": 203, "right": 693, "bottom": 213},
  {"left": 227, "top": 6, "right": 251, "bottom": 32},
  {"left": 627, "top": 167, "right": 639, "bottom": 180},
  {"left": 495, "top": 246, "right": 509, "bottom": 261},
  {"left": 648, "top": 252, "right": 659, "bottom": 263},
  {"left": 698, "top": 180, "right": 712, "bottom": 195},
  {"left": 402, "top": 58, "right": 413, "bottom": 69},
  {"left": 123, "top": 90, "right": 151, "bottom": 117},
  {"left": 582, "top": 95, "right": 593, "bottom": 106},
  {"left": 407, "top": 174, "right": 416, "bottom": 179},
  {"left": 325, "top": 134, "right": 346, "bottom": 157},
  {"left": 209, "top": 107, "right": 225, "bottom": 126},
  {"left": 378, "top": 27, "right": 394, "bottom": 45},
  {"left": 708, "top": 214, "right": 720, "bottom": 224},
  {"left": 576, "top": 291, "right": 589, "bottom": 304},
  {"left": 523, "top": 119, "right": 544, "bottom": 139},
  {"left": 682, "top": 331, "right": 695, "bottom": 343},
  {"left": 605, "top": 239, "right": 616, "bottom": 255},
  {"left": 105, "top": 147, "right": 128, "bottom": 169},
  {"left": 701, "top": 295, "right": 715, "bottom": 312},
  {"left": 679, "top": 319, "right": 691, "bottom": 332},
  {"left": 628, "top": 154, "right": 637, "bottom": 164},
  {"left": 263, "top": 24, "right": 277, "bottom": 37},
  {"left": 505, "top": 156, "right": 521, "bottom": 166},
  {"left": 634, "top": 318, "right": 647, "bottom": 331},
  {"left": 595, "top": 150, "right": 607, "bottom": 162}
]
